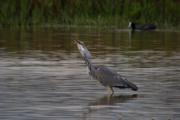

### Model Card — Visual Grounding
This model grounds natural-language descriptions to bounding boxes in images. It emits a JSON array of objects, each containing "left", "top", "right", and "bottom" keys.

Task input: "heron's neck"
[{"left": 83, "top": 56, "right": 92, "bottom": 67}]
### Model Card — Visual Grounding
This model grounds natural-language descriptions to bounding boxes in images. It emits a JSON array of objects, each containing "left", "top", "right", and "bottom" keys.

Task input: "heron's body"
[{"left": 75, "top": 40, "right": 138, "bottom": 94}]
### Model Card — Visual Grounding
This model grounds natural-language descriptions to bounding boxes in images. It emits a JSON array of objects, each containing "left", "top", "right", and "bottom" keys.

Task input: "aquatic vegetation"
[{"left": 0, "top": 0, "right": 179, "bottom": 28}]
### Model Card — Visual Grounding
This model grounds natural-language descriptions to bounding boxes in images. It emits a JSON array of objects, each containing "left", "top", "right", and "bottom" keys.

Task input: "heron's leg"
[
  {"left": 107, "top": 86, "right": 114, "bottom": 95},
  {"left": 107, "top": 93, "right": 113, "bottom": 103},
  {"left": 88, "top": 72, "right": 93, "bottom": 80}
]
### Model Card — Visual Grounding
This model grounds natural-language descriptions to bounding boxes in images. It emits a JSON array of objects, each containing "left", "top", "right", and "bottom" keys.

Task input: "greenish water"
[{"left": 0, "top": 27, "right": 180, "bottom": 120}]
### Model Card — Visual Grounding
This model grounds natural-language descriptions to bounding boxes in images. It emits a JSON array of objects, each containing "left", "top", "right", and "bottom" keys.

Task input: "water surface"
[{"left": 0, "top": 27, "right": 180, "bottom": 120}]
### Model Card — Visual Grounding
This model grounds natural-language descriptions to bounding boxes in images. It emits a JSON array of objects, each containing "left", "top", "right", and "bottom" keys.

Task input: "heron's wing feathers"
[{"left": 94, "top": 65, "right": 138, "bottom": 91}]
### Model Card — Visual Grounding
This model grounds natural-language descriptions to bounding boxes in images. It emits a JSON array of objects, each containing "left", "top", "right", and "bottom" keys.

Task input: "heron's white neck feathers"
[{"left": 77, "top": 43, "right": 92, "bottom": 59}]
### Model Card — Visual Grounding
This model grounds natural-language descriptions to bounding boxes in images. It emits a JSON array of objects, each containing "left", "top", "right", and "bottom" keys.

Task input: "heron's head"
[
  {"left": 74, "top": 40, "right": 85, "bottom": 46},
  {"left": 74, "top": 40, "right": 92, "bottom": 59},
  {"left": 74, "top": 40, "right": 86, "bottom": 52}
]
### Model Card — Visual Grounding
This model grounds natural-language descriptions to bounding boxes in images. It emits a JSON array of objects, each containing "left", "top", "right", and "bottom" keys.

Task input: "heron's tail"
[
  {"left": 128, "top": 82, "right": 138, "bottom": 91},
  {"left": 123, "top": 79, "right": 138, "bottom": 91}
]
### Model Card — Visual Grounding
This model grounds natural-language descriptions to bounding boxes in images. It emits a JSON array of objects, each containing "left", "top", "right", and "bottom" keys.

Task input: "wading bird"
[
  {"left": 74, "top": 40, "right": 138, "bottom": 94},
  {"left": 128, "top": 22, "right": 156, "bottom": 31}
]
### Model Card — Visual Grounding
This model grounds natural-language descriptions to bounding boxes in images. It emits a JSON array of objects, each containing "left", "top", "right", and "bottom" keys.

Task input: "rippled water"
[{"left": 0, "top": 27, "right": 180, "bottom": 120}]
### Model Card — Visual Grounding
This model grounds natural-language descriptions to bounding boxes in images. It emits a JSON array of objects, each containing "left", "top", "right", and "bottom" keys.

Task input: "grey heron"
[{"left": 74, "top": 40, "right": 138, "bottom": 94}]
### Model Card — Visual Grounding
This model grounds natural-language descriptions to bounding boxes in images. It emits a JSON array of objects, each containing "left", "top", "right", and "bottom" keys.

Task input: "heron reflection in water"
[
  {"left": 82, "top": 94, "right": 138, "bottom": 120},
  {"left": 74, "top": 40, "right": 138, "bottom": 94}
]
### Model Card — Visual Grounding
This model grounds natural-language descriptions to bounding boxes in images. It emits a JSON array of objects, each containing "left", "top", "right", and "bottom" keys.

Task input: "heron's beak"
[
  {"left": 74, "top": 40, "right": 82, "bottom": 45},
  {"left": 73, "top": 40, "right": 78, "bottom": 44}
]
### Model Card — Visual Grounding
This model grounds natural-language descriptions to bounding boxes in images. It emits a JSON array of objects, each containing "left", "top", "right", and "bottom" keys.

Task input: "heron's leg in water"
[
  {"left": 88, "top": 71, "right": 92, "bottom": 80},
  {"left": 87, "top": 67, "right": 91, "bottom": 80},
  {"left": 107, "top": 86, "right": 114, "bottom": 95},
  {"left": 89, "top": 74, "right": 92, "bottom": 80},
  {"left": 107, "top": 93, "right": 113, "bottom": 103}
]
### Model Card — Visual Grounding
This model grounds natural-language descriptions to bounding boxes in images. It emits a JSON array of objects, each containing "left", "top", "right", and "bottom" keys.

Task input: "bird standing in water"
[{"left": 74, "top": 40, "right": 138, "bottom": 94}]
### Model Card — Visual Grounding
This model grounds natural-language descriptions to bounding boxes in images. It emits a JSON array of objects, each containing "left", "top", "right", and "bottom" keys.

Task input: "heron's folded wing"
[{"left": 95, "top": 65, "right": 138, "bottom": 91}]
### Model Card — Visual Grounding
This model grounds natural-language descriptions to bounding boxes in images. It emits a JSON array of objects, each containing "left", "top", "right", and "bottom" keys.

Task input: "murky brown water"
[{"left": 0, "top": 27, "right": 180, "bottom": 120}]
